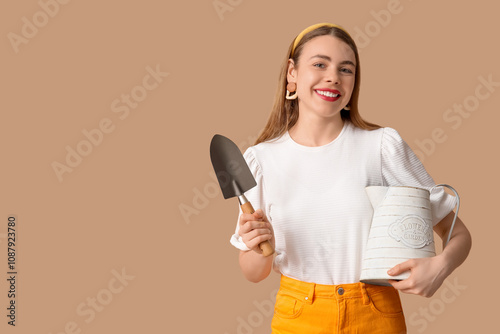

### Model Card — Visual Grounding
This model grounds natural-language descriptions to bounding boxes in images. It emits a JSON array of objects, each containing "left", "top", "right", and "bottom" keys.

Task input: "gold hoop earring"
[{"left": 285, "top": 82, "right": 298, "bottom": 100}]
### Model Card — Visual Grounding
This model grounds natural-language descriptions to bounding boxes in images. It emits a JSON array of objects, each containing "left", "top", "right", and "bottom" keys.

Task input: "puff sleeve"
[
  {"left": 229, "top": 147, "right": 268, "bottom": 251},
  {"left": 381, "top": 127, "right": 457, "bottom": 226}
]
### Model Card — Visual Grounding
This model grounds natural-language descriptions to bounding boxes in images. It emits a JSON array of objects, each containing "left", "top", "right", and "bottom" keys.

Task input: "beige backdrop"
[{"left": 1, "top": 0, "right": 498, "bottom": 333}]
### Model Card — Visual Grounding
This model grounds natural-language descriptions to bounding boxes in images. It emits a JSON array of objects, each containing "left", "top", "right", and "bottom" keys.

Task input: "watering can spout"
[{"left": 365, "top": 186, "right": 389, "bottom": 210}]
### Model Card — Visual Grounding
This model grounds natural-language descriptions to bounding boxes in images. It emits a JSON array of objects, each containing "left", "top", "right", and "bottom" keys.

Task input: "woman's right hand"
[{"left": 238, "top": 209, "right": 275, "bottom": 254}]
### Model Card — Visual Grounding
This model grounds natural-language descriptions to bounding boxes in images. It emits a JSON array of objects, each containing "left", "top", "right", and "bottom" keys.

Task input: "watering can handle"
[{"left": 429, "top": 184, "right": 460, "bottom": 248}]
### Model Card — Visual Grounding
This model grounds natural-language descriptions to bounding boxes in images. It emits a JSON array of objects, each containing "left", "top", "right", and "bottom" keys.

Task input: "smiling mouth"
[
  {"left": 315, "top": 90, "right": 340, "bottom": 98},
  {"left": 314, "top": 89, "right": 341, "bottom": 101}
]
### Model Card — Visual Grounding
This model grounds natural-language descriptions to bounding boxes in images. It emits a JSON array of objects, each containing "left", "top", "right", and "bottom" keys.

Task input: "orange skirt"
[{"left": 271, "top": 275, "right": 406, "bottom": 334}]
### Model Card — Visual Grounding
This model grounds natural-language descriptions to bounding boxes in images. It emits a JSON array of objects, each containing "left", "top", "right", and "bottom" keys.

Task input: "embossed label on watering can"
[{"left": 388, "top": 214, "right": 433, "bottom": 249}]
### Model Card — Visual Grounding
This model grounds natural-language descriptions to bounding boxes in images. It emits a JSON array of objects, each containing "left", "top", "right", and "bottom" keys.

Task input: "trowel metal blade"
[{"left": 209, "top": 134, "right": 257, "bottom": 199}]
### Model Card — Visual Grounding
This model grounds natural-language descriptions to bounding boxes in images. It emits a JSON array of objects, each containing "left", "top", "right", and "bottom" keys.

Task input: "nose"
[{"left": 325, "top": 68, "right": 341, "bottom": 85}]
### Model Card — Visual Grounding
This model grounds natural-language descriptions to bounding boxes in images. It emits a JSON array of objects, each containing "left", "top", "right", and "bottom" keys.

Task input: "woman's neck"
[{"left": 288, "top": 113, "right": 345, "bottom": 147}]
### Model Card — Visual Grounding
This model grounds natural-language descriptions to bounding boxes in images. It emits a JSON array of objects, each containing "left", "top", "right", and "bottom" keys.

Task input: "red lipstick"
[{"left": 314, "top": 89, "right": 341, "bottom": 102}]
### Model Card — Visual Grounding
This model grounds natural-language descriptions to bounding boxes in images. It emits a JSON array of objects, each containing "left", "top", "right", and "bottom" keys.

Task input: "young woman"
[{"left": 229, "top": 23, "right": 472, "bottom": 333}]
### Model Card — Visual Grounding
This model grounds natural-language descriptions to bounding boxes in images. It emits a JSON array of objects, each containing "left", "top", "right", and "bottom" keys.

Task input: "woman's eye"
[
  {"left": 313, "top": 63, "right": 325, "bottom": 68},
  {"left": 341, "top": 68, "right": 353, "bottom": 74}
]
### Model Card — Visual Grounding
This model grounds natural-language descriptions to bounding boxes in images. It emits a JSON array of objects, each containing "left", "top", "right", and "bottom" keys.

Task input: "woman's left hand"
[{"left": 387, "top": 255, "right": 449, "bottom": 297}]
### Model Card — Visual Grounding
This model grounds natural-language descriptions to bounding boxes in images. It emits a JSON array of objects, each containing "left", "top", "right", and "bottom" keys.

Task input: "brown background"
[{"left": 1, "top": 0, "right": 498, "bottom": 333}]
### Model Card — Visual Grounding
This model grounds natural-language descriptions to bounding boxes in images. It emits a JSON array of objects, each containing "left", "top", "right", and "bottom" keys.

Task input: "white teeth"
[{"left": 316, "top": 90, "right": 339, "bottom": 98}]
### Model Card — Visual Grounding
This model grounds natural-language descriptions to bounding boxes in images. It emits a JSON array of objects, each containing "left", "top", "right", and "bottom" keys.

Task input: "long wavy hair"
[{"left": 255, "top": 25, "right": 381, "bottom": 145}]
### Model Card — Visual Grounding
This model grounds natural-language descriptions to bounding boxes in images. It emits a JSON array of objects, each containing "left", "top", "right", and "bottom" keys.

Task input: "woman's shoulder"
[
  {"left": 379, "top": 126, "right": 406, "bottom": 146},
  {"left": 248, "top": 132, "right": 288, "bottom": 152},
  {"left": 349, "top": 122, "right": 403, "bottom": 142},
  {"left": 347, "top": 121, "right": 384, "bottom": 139},
  {"left": 243, "top": 132, "right": 286, "bottom": 161},
  {"left": 346, "top": 122, "right": 412, "bottom": 157}
]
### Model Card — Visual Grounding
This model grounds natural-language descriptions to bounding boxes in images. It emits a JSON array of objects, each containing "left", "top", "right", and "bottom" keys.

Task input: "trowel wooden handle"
[{"left": 241, "top": 202, "right": 275, "bottom": 257}]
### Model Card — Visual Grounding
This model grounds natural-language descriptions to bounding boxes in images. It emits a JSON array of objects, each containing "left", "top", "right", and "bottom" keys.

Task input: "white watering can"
[{"left": 359, "top": 184, "right": 460, "bottom": 286}]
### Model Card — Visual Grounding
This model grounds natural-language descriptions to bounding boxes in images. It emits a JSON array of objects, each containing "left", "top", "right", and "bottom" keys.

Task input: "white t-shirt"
[{"left": 230, "top": 120, "right": 457, "bottom": 285}]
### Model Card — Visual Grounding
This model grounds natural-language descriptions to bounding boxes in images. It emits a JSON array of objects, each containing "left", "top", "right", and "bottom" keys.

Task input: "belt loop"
[
  {"left": 360, "top": 283, "right": 370, "bottom": 305},
  {"left": 305, "top": 283, "right": 315, "bottom": 304}
]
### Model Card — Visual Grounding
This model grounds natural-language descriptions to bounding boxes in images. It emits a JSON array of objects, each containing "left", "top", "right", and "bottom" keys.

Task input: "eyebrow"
[{"left": 309, "top": 54, "right": 356, "bottom": 66}]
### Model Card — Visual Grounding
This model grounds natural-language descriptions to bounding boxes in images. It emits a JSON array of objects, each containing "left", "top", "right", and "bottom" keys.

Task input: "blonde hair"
[{"left": 255, "top": 25, "right": 381, "bottom": 145}]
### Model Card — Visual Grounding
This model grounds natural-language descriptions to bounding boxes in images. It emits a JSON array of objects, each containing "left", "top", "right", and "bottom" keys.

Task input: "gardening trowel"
[{"left": 209, "top": 134, "right": 274, "bottom": 257}]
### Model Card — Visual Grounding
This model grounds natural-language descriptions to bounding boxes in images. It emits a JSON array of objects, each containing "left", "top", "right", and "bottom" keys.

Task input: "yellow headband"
[{"left": 291, "top": 23, "right": 351, "bottom": 57}]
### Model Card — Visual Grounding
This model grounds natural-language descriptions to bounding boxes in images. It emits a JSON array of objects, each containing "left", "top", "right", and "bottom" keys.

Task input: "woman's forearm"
[
  {"left": 436, "top": 214, "right": 472, "bottom": 277},
  {"left": 239, "top": 250, "right": 273, "bottom": 283}
]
